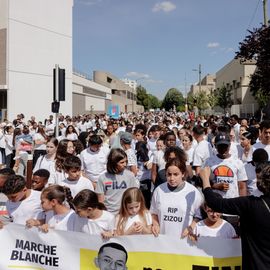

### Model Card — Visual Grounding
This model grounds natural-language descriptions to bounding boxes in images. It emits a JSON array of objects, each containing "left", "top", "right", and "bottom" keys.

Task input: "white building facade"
[{"left": 0, "top": 0, "right": 73, "bottom": 121}]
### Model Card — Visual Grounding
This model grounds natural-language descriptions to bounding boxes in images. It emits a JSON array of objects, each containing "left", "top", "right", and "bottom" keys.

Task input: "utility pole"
[
  {"left": 193, "top": 64, "right": 202, "bottom": 92},
  {"left": 263, "top": 0, "right": 269, "bottom": 26},
  {"left": 199, "top": 64, "right": 202, "bottom": 92}
]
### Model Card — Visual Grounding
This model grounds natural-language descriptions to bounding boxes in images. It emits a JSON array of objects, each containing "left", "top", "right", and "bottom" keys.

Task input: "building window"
[{"left": 107, "top": 77, "right": 112, "bottom": 83}]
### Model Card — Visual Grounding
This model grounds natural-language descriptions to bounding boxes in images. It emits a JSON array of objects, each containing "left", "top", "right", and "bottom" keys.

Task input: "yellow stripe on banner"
[
  {"left": 8, "top": 266, "right": 45, "bottom": 270},
  {"left": 128, "top": 252, "right": 241, "bottom": 269},
  {"left": 80, "top": 249, "right": 242, "bottom": 270}
]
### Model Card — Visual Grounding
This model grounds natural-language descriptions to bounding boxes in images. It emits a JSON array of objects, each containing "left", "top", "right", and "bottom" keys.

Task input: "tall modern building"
[{"left": 0, "top": 0, "right": 73, "bottom": 121}]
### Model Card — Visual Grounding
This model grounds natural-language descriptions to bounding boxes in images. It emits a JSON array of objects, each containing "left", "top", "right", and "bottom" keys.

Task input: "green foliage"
[
  {"left": 207, "top": 90, "right": 218, "bottom": 108},
  {"left": 235, "top": 24, "right": 270, "bottom": 110},
  {"left": 216, "top": 85, "right": 233, "bottom": 112},
  {"left": 162, "top": 88, "right": 185, "bottom": 111},
  {"left": 193, "top": 90, "right": 209, "bottom": 114},
  {"left": 136, "top": 85, "right": 161, "bottom": 111}
]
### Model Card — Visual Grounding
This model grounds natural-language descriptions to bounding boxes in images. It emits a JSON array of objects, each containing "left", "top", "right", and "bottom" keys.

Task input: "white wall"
[{"left": 7, "top": 0, "right": 73, "bottom": 122}]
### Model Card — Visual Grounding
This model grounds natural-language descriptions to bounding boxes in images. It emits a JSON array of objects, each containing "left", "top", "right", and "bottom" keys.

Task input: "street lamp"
[{"left": 192, "top": 64, "right": 202, "bottom": 93}]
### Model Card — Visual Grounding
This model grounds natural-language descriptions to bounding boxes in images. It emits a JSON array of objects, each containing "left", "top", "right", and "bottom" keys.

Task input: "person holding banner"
[
  {"left": 150, "top": 158, "right": 203, "bottom": 236},
  {"left": 200, "top": 165, "right": 270, "bottom": 270},
  {"left": 95, "top": 242, "right": 128, "bottom": 270}
]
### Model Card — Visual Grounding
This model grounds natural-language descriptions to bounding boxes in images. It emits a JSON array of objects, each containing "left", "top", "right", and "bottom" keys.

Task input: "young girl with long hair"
[
  {"left": 50, "top": 139, "right": 75, "bottom": 184},
  {"left": 33, "top": 125, "right": 48, "bottom": 167},
  {"left": 150, "top": 158, "right": 203, "bottom": 237},
  {"left": 95, "top": 148, "right": 139, "bottom": 215},
  {"left": 115, "top": 187, "right": 152, "bottom": 235},
  {"left": 26, "top": 184, "right": 76, "bottom": 232},
  {"left": 72, "top": 189, "right": 115, "bottom": 238},
  {"left": 65, "top": 125, "right": 78, "bottom": 141},
  {"left": 33, "top": 138, "right": 58, "bottom": 176}
]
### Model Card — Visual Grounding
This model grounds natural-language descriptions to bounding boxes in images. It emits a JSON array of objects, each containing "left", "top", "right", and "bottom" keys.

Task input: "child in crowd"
[
  {"left": 156, "top": 137, "right": 165, "bottom": 152},
  {"left": 33, "top": 138, "right": 58, "bottom": 173},
  {"left": 26, "top": 185, "right": 76, "bottom": 232},
  {"left": 96, "top": 148, "right": 139, "bottom": 215},
  {"left": 0, "top": 168, "right": 16, "bottom": 224},
  {"left": 135, "top": 141, "right": 152, "bottom": 208},
  {"left": 3, "top": 175, "right": 43, "bottom": 225},
  {"left": 72, "top": 189, "right": 115, "bottom": 238},
  {"left": 151, "top": 158, "right": 203, "bottom": 237},
  {"left": 120, "top": 132, "right": 137, "bottom": 176},
  {"left": 60, "top": 155, "right": 94, "bottom": 197},
  {"left": 32, "top": 169, "right": 50, "bottom": 191},
  {"left": 114, "top": 187, "right": 152, "bottom": 235},
  {"left": 193, "top": 198, "right": 237, "bottom": 239}
]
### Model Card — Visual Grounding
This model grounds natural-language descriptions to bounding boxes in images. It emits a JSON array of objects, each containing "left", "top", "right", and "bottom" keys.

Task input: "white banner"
[{"left": 0, "top": 224, "right": 242, "bottom": 270}]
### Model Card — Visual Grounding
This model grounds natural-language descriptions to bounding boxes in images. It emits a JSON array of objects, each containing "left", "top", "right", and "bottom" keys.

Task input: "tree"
[
  {"left": 207, "top": 90, "right": 218, "bottom": 108},
  {"left": 193, "top": 90, "right": 209, "bottom": 114},
  {"left": 162, "top": 88, "right": 185, "bottom": 111},
  {"left": 235, "top": 24, "right": 270, "bottom": 117},
  {"left": 148, "top": 94, "right": 161, "bottom": 109},
  {"left": 216, "top": 85, "right": 233, "bottom": 113},
  {"left": 136, "top": 85, "right": 161, "bottom": 111},
  {"left": 136, "top": 85, "right": 148, "bottom": 105}
]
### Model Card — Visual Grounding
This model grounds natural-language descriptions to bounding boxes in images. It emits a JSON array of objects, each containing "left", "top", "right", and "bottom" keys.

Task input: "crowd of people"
[{"left": 0, "top": 110, "right": 270, "bottom": 269}]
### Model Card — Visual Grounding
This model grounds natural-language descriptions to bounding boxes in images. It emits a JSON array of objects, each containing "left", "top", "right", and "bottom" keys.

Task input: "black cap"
[{"left": 215, "top": 133, "right": 230, "bottom": 146}]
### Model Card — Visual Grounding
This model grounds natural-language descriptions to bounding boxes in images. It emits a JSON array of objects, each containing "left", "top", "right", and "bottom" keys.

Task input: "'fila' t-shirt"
[{"left": 96, "top": 169, "right": 139, "bottom": 214}]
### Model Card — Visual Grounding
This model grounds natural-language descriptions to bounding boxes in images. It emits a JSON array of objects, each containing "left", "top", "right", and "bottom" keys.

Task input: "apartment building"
[
  {"left": 0, "top": 0, "right": 73, "bottom": 121},
  {"left": 216, "top": 58, "right": 258, "bottom": 116},
  {"left": 93, "top": 71, "right": 144, "bottom": 113}
]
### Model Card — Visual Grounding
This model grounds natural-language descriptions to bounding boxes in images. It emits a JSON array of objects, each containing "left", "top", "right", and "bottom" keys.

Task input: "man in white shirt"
[
  {"left": 230, "top": 114, "right": 241, "bottom": 143},
  {"left": 80, "top": 135, "right": 110, "bottom": 188},
  {"left": 192, "top": 125, "right": 213, "bottom": 175},
  {"left": 253, "top": 120, "right": 270, "bottom": 160}
]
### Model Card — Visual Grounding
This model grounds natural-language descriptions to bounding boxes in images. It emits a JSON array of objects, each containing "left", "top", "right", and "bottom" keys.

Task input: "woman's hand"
[
  {"left": 39, "top": 224, "right": 49, "bottom": 233},
  {"left": 26, "top": 219, "right": 39, "bottom": 228}
]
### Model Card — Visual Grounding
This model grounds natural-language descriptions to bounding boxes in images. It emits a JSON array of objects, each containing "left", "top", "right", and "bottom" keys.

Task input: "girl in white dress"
[
  {"left": 115, "top": 187, "right": 152, "bottom": 235},
  {"left": 26, "top": 185, "right": 76, "bottom": 232},
  {"left": 72, "top": 189, "right": 115, "bottom": 238}
]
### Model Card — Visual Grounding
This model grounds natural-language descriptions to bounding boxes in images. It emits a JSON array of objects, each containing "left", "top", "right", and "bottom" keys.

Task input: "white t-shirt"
[
  {"left": 74, "top": 210, "right": 115, "bottom": 235},
  {"left": 115, "top": 212, "right": 152, "bottom": 232},
  {"left": 204, "top": 155, "right": 247, "bottom": 198},
  {"left": 150, "top": 182, "right": 203, "bottom": 236},
  {"left": 194, "top": 219, "right": 236, "bottom": 238},
  {"left": 4, "top": 134, "right": 14, "bottom": 156},
  {"left": 33, "top": 133, "right": 47, "bottom": 150},
  {"left": 33, "top": 155, "right": 55, "bottom": 173},
  {"left": 65, "top": 133, "right": 78, "bottom": 141},
  {"left": 6, "top": 190, "right": 43, "bottom": 225},
  {"left": 46, "top": 209, "right": 77, "bottom": 231},
  {"left": 48, "top": 169, "right": 68, "bottom": 185},
  {"left": 80, "top": 146, "right": 110, "bottom": 182},
  {"left": 185, "top": 147, "right": 194, "bottom": 165},
  {"left": 60, "top": 176, "right": 94, "bottom": 197},
  {"left": 153, "top": 150, "right": 166, "bottom": 171},
  {"left": 244, "top": 162, "right": 262, "bottom": 196},
  {"left": 193, "top": 140, "right": 213, "bottom": 167}
]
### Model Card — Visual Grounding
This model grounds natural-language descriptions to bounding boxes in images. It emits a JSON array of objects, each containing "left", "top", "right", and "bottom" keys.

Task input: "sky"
[{"left": 73, "top": 0, "right": 269, "bottom": 99}]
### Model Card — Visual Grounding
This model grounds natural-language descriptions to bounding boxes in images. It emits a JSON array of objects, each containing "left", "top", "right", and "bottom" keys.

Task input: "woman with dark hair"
[
  {"left": 65, "top": 125, "right": 78, "bottom": 141},
  {"left": 95, "top": 148, "right": 139, "bottom": 214},
  {"left": 50, "top": 139, "right": 75, "bottom": 184},
  {"left": 239, "top": 131, "right": 255, "bottom": 163},
  {"left": 200, "top": 165, "right": 270, "bottom": 270},
  {"left": 33, "top": 125, "right": 48, "bottom": 167},
  {"left": 151, "top": 131, "right": 177, "bottom": 187}
]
